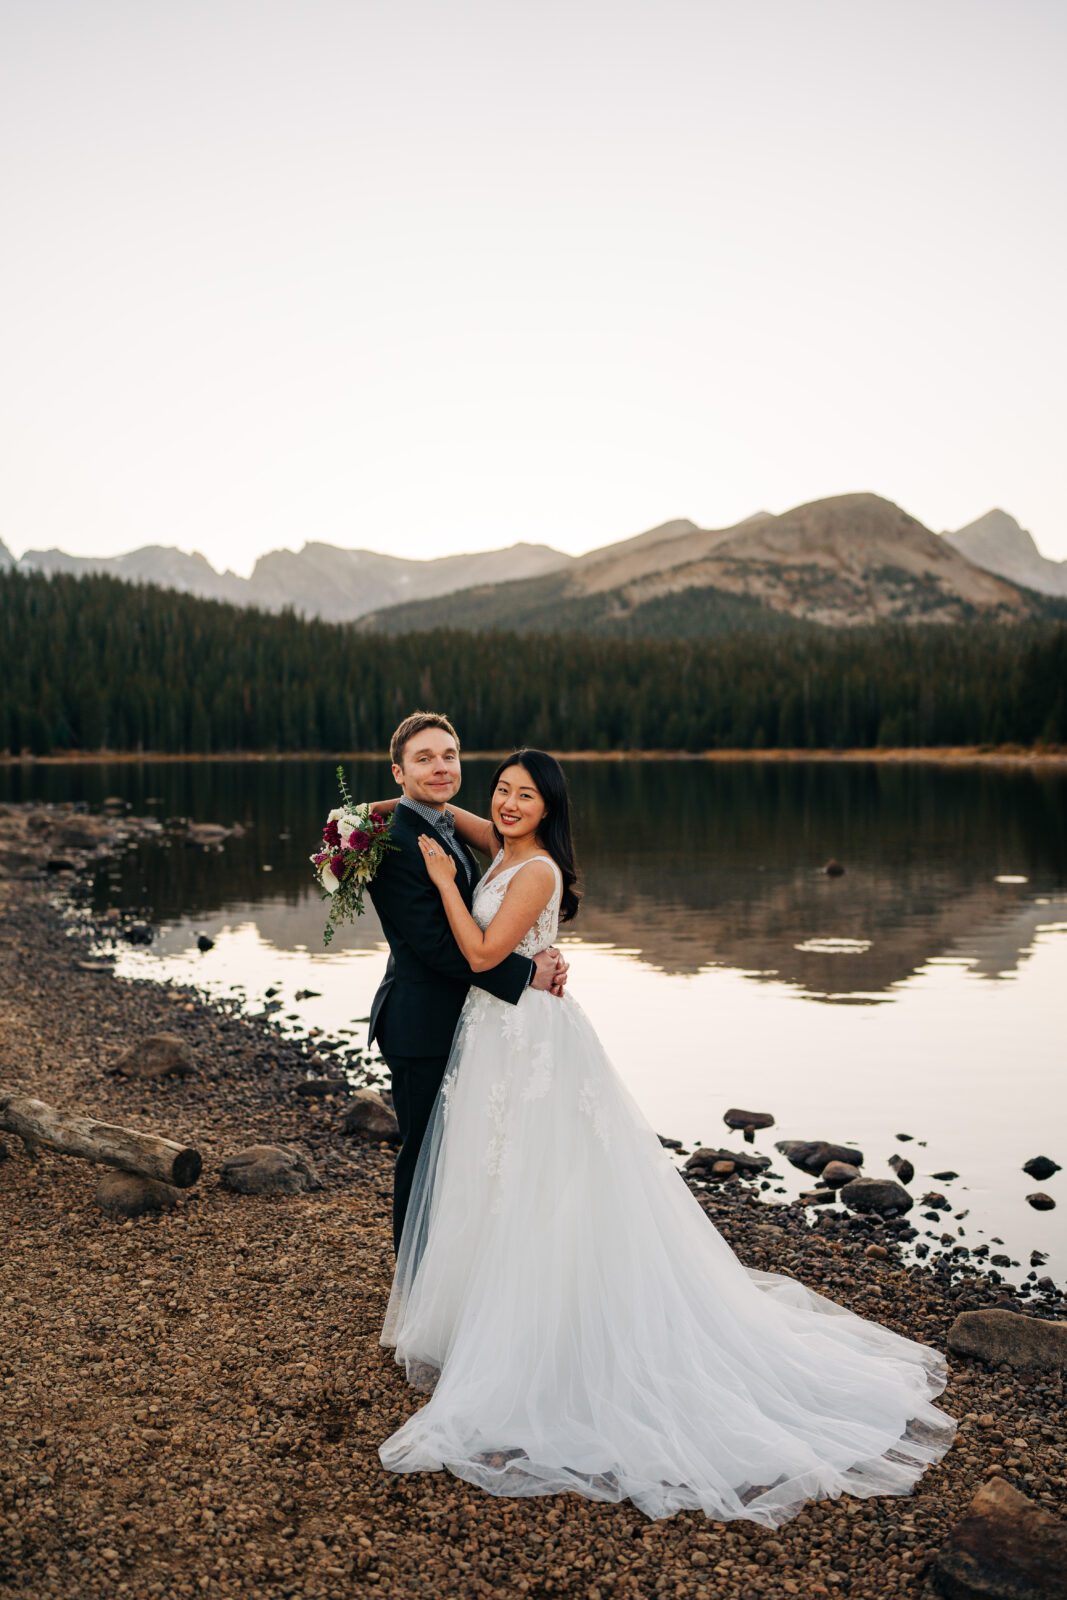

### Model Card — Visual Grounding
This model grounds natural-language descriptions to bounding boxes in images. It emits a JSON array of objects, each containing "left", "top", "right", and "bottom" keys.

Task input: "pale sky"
[{"left": 2, "top": 0, "right": 1064, "bottom": 574}]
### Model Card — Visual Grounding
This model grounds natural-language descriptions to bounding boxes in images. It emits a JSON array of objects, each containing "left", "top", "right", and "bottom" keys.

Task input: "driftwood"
[{"left": 0, "top": 1086, "right": 202, "bottom": 1188}]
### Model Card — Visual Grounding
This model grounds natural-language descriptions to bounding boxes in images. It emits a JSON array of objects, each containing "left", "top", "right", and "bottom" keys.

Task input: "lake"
[{"left": 6, "top": 755, "right": 1065, "bottom": 1284}]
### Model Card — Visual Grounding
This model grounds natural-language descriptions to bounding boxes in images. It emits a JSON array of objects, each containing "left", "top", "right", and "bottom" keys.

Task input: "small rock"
[
  {"left": 107, "top": 1032, "right": 194, "bottom": 1080},
  {"left": 123, "top": 921, "right": 154, "bottom": 946},
  {"left": 800, "top": 1189, "right": 836, "bottom": 1205},
  {"left": 685, "top": 1146, "right": 770, "bottom": 1175},
  {"left": 1027, "top": 1192, "right": 1056, "bottom": 1211},
  {"left": 295, "top": 1077, "right": 349, "bottom": 1098},
  {"left": 196, "top": 934, "right": 214, "bottom": 952},
  {"left": 775, "top": 1139, "right": 864, "bottom": 1175},
  {"left": 820, "top": 1160, "right": 861, "bottom": 1188},
  {"left": 96, "top": 1171, "right": 181, "bottom": 1219},
  {"left": 888, "top": 1153, "right": 915, "bottom": 1185},
  {"left": 1023, "top": 1155, "right": 1061, "bottom": 1181},
  {"left": 933, "top": 1475, "right": 1067, "bottom": 1599},
  {"left": 723, "top": 1108, "right": 775, "bottom": 1131},
  {"left": 838, "top": 1177, "right": 913, "bottom": 1217},
  {"left": 947, "top": 1309, "right": 1067, "bottom": 1372},
  {"left": 823, "top": 859, "right": 845, "bottom": 876},
  {"left": 220, "top": 1145, "right": 322, "bottom": 1195},
  {"left": 343, "top": 1089, "right": 400, "bottom": 1142}
]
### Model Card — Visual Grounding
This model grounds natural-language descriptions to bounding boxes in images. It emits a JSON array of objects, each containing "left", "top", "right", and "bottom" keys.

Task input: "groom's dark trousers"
[{"left": 366, "top": 804, "right": 534, "bottom": 1255}]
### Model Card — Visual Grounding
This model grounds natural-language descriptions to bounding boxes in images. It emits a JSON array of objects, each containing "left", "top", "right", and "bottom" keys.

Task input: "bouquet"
[{"left": 310, "top": 765, "right": 398, "bottom": 946}]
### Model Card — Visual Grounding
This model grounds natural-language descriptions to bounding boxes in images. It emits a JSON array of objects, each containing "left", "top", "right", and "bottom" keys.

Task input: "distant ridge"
[
  {"left": 942, "top": 509, "right": 1067, "bottom": 599},
  {"left": 6, "top": 495, "right": 1063, "bottom": 630},
  {"left": 358, "top": 492, "right": 1052, "bottom": 636},
  {"left": 15, "top": 538, "right": 572, "bottom": 622}
]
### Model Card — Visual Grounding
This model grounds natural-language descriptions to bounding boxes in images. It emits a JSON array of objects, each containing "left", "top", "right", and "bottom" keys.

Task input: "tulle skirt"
[{"left": 378, "top": 985, "right": 957, "bottom": 1526}]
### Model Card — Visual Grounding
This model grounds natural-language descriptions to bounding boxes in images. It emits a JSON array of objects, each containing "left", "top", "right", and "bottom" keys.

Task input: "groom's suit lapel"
[{"left": 395, "top": 804, "right": 478, "bottom": 909}]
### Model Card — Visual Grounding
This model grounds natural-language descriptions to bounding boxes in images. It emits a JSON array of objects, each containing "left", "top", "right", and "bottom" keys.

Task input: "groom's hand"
[{"left": 531, "top": 948, "right": 569, "bottom": 997}]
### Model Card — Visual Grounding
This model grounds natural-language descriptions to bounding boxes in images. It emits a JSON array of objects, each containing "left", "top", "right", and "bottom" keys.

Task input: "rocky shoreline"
[{"left": 1, "top": 801, "right": 1065, "bottom": 1599}]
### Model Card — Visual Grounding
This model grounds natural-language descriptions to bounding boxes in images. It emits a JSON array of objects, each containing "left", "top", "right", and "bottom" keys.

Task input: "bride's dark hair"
[{"left": 489, "top": 749, "right": 580, "bottom": 924}]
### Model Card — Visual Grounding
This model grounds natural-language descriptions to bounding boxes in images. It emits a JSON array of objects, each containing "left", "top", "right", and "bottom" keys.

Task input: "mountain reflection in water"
[{"left": 7, "top": 754, "right": 1064, "bottom": 1282}]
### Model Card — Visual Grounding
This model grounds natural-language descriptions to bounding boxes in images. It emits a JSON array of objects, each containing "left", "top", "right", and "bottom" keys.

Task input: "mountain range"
[{"left": 2, "top": 497, "right": 1063, "bottom": 633}]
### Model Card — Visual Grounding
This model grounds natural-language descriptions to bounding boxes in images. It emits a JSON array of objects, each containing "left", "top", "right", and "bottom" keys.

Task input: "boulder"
[
  {"left": 107, "top": 1033, "right": 194, "bottom": 1080},
  {"left": 96, "top": 1171, "right": 181, "bottom": 1219},
  {"left": 220, "top": 1145, "right": 321, "bottom": 1195},
  {"left": 1023, "top": 1155, "right": 1061, "bottom": 1181},
  {"left": 1027, "top": 1192, "right": 1055, "bottom": 1211},
  {"left": 820, "top": 1160, "right": 861, "bottom": 1188},
  {"left": 932, "top": 1476, "right": 1067, "bottom": 1600},
  {"left": 888, "top": 1153, "right": 915, "bottom": 1185},
  {"left": 343, "top": 1089, "right": 400, "bottom": 1142},
  {"left": 947, "top": 1309, "right": 1067, "bottom": 1372},
  {"left": 775, "top": 1139, "right": 864, "bottom": 1175},
  {"left": 838, "top": 1177, "right": 913, "bottom": 1216}
]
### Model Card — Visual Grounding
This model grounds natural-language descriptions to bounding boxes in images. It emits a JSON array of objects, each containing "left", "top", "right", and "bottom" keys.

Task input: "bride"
[{"left": 376, "top": 748, "right": 957, "bottom": 1526}]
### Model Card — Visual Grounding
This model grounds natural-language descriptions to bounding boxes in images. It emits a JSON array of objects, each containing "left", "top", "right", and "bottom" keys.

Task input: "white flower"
[
  {"left": 318, "top": 861, "right": 341, "bottom": 894},
  {"left": 326, "top": 807, "right": 346, "bottom": 823}
]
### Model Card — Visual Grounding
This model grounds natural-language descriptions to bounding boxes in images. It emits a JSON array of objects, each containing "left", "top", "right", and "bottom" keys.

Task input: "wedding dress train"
[{"left": 378, "top": 853, "right": 957, "bottom": 1526}]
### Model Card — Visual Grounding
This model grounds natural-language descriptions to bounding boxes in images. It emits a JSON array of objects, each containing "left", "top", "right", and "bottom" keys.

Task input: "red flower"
[
  {"left": 370, "top": 811, "right": 388, "bottom": 832},
  {"left": 312, "top": 850, "right": 329, "bottom": 865},
  {"left": 329, "top": 853, "right": 346, "bottom": 881},
  {"left": 323, "top": 819, "right": 341, "bottom": 847}
]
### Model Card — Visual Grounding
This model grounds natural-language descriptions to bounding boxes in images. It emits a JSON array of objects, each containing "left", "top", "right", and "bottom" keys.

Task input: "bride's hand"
[{"left": 418, "top": 834, "right": 457, "bottom": 888}]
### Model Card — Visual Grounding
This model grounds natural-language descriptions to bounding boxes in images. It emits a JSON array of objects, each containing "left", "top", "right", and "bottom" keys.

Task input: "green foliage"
[{"left": 0, "top": 567, "right": 1064, "bottom": 754}]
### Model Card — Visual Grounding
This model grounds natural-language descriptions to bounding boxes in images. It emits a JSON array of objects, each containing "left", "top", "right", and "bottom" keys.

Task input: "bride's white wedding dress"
[{"left": 379, "top": 852, "right": 957, "bottom": 1526}]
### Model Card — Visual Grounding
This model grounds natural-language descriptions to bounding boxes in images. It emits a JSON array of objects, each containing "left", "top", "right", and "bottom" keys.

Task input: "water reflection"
[
  {"left": 8, "top": 755, "right": 1063, "bottom": 1282},
  {"left": 6, "top": 756, "right": 1063, "bottom": 1001}
]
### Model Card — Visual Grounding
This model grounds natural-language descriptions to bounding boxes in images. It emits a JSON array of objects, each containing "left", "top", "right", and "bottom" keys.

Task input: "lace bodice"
[{"left": 472, "top": 850, "right": 562, "bottom": 958}]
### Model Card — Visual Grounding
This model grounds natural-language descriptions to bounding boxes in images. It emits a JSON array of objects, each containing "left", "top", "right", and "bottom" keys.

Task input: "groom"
[{"left": 367, "top": 711, "right": 568, "bottom": 1254}]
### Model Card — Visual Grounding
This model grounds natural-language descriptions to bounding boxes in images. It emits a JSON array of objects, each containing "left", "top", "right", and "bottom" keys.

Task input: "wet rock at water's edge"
[
  {"left": 819, "top": 1160, "right": 861, "bottom": 1189},
  {"left": 888, "top": 1152, "right": 915, "bottom": 1185},
  {"left": 775, "top": 1139, "right": 864, "bottom": 1176},
  {"left": 1023, "top": 1155, "right": 1061, "bottom": 1181},
  {"left": 838, "top": 1176, "right": 913, "bottom": 1217}
]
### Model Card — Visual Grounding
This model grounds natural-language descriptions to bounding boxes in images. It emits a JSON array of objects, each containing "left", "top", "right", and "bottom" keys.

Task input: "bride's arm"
[
  {"left": 365, "top": 796, "right": 495, "bottom": 856},
  {"left": 418, "top": 839, "right": 555, "bottom": 972}
]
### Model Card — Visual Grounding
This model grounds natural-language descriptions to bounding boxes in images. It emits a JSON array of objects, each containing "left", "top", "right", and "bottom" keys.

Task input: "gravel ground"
[{"left": 1, "top": 816, "right": 1064, "bottom": 1600}]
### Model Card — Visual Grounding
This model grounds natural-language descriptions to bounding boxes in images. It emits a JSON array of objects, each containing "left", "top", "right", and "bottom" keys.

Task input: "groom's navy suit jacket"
[{"left": 366, "top": 803, "right": 535, "bottom": 1058}]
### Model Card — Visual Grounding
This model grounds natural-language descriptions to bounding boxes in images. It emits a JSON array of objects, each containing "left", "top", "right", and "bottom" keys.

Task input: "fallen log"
[{"left": 0, "top": 1087, "right": 202, "bottom": 1188}]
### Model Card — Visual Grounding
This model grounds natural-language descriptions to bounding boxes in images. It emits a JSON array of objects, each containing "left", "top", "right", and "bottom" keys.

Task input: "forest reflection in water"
[{"left": 6, "top": 754, "right": 1065, "bottom": 1280}]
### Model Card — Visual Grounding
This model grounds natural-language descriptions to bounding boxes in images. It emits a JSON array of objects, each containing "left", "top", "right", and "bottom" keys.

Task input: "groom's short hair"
[{"left": 390, "top": 711, "right": 461, "bottom": 767}]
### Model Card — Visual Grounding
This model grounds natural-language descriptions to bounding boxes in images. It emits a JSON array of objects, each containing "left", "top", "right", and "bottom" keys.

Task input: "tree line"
[{"left": 1, "top": 567, "right": 1064, "bottom": 755}]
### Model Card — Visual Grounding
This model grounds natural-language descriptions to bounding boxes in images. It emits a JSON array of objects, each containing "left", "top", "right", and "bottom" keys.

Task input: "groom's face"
[{"left": 392, "top": 727, "right": 461, "bottom": 809}]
